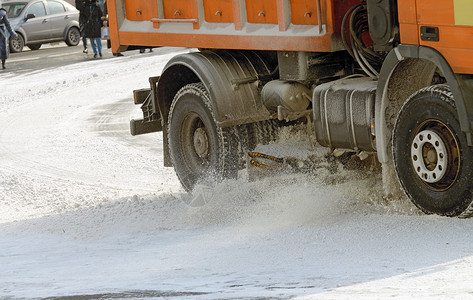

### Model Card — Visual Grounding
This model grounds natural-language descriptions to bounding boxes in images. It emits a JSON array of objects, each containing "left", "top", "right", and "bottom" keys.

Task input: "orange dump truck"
[{"left": 108, "top": 0, "right": 473, "bottom": 218}]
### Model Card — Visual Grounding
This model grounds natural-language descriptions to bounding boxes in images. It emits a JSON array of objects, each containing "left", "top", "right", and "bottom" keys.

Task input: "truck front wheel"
[
  {"left": 168, "top": 83, "right": 238, "bottom": 192},
  {"left": 393, "top": 85, "right": 473, "bottom": 217}
]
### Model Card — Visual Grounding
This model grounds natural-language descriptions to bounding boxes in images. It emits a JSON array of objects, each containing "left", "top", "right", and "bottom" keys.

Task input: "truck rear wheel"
[
  {"left": 393, "top": 85, "right": 473, "bottom": 217},
  {"left": 168, "top": 83, "right": 238, "bottom": 192}
]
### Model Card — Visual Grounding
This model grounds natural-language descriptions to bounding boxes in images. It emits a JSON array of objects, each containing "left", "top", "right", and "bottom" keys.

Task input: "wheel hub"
[
  {"left": 193, "top": 127, "right": 209, "bottom": 158},
  {"left": 411, "top": 129, "right": 447, "bottom": 183}
]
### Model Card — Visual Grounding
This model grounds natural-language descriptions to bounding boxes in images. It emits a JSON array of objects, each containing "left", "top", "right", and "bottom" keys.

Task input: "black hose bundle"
[{"left": 342, "top": 2, "right": 384, "bottom": 79}]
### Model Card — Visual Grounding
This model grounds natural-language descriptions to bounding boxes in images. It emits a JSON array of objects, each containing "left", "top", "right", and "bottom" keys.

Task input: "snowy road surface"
[{"left": 2, "top": 48, "right": 473, "bottom": 299}]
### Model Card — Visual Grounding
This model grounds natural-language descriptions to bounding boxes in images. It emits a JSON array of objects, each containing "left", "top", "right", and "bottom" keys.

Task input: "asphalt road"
[
  {"left": 1, "top": 42, "right": 185, "bottom": 78},
  {"left": 2, "top": 41, "right": 105, "bottom": 75}
]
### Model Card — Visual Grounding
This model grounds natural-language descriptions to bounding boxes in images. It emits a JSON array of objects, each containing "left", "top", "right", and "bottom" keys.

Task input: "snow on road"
[{"left": 1, "top": 48, "right": 473, "bottom": 299}]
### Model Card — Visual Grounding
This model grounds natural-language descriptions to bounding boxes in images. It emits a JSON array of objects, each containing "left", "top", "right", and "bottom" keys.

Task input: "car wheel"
[
  {"left": 28, "top": 43, "right": 42, "bottom": 51},
  {"left": 65, "top": 27, "right": 80, "bottom": 46},
  {"left": 9, "top": 34, "right": 24, "bottom": 53},
  {"left": 393, "top": 84, "right": 473, "bottom": 217}
]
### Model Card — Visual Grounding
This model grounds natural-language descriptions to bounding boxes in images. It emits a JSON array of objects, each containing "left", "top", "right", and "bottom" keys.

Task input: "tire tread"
[{"left": 393, "top": 84, "right": 473, "bottom": 218}]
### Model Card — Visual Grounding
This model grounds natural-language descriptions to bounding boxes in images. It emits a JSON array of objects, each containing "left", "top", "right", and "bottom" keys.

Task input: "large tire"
[
  {"left": 65, "top": 27, "right": 80, "bottom": 46},
  {"left": 9, "top": 34, "right": 24, "bottom": 53},
  {"left": 232, "top": 119, "right": 282, "bottom": 163},
  {"left": 393, "top": 85, "right": 473, "bottom": 217},
  {"left": 168, "top": 83, "right": 239, "bottom": 191},
  {"left": 27, "top": 43, "right": 42, "bottom": 51}
]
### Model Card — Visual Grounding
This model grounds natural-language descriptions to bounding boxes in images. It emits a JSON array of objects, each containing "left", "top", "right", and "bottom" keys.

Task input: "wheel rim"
[
  {"left": 193, "top": 127, "right": 209, "bottom": 158},
  {"left": 181, "top": 112, "right": 211, "bottom": 172},
  {"left": 69, "top": 29, "right": 79, "bottom": 44},
  {"left": 11, "top": 37, "right": 22, "bottom": 52},
  {"left": 410, "top": 120, "right": 460, "bottom": 191}
]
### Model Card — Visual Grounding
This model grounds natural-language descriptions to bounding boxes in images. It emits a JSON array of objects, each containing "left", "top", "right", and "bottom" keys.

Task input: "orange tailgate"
[
  {"left": 203, "top": 0, "right": 234, "bottom": 23},
  {"left": 246, "top": 0, "right": 278, "bottom": 24},
  {"left": 124, "top": 0, "right": 158, "bottom": 21},
  {"left": 163, "top": 0, "right": 198, "bottom": 19},
  {"left": 290, "top": 0, "right": 320, "bottom": 25}
]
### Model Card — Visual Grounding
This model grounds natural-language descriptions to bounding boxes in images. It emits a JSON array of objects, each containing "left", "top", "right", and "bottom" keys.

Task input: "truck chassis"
[{"left": 108, "top": 0, "right": 473, "bottom": 217}]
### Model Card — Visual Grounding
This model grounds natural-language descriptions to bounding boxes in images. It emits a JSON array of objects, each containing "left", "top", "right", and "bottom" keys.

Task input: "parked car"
[{"left": 1, "top": 0, "right": 80, "bottom": 53}]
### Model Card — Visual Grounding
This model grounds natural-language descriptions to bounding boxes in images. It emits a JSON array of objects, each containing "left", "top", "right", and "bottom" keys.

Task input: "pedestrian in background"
[
  {"left": 0, "top": 7, "right": 17, "bottom": 69},
  {"left": 83, "top": 0, "right": 103, "bottom": 58},
  {"left": 75, "top": 0, "right": 88, "bottom": 54},
  {"left": 139, "top": 48, "right": 153, "bottom": 54}
]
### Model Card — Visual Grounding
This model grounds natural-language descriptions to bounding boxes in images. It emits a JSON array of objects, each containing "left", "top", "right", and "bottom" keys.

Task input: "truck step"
[{"left": 130, "top": 118, "right": 162, "bottom": 136}]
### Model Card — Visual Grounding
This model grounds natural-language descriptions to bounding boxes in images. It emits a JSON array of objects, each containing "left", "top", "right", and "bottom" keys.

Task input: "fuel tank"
[{"left": 312, "top": 77, "right": 377, "bottom": 152}]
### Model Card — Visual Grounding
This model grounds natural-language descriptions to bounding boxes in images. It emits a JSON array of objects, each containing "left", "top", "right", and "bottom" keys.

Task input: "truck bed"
[{"left": 107, "top": 0, "right": 359, "bottom": 53}]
